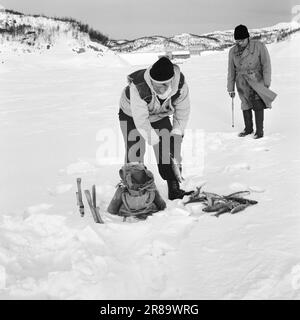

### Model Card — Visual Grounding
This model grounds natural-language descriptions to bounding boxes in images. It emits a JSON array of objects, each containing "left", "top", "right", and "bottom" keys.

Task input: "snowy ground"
[{"left": 0, "top": 34, "right": 300, "bottom": 299}]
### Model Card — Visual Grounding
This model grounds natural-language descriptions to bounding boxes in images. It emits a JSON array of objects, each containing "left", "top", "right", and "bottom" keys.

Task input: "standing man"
[
  {"left": 118, "top": 56, "right": 192, "bottom": 200},
  {"left": 227, "top": 24, "right": 277, "bottom": 139}
]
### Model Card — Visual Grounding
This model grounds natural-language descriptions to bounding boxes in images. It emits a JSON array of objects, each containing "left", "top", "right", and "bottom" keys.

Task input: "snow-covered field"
[{"left": 0, "top": 33, "right": 300, "bottom": 299}]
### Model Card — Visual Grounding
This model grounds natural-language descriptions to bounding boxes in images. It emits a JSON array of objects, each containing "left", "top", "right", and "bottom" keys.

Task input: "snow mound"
[{"left": 0, "top": 208, "right": 197, "bottom": 299}]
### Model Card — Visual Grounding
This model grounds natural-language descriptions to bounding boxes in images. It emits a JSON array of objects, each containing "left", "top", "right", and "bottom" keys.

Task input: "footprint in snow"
[
  {"left": 224, "top": 163, "right": 251, "bottom": 173},
  {"left": 253, "top": 147, "right": 270, "bottom": 152},
  {"left": 229, "top": 183, "right": 265, "bottom": 193},
  {"left": 48, "top": 184, "right": 73, "bottom": 196},
  {"left": 64, "top": 160, "right": 97, "bottom": 175},
  {"left": 229, "top": 182, "right": 248, "bottom": 191},
  {"left": 248, "top": 186, "right": 265, "bottom": 193},
  {"left": 25, "top": 203, "right": 53, "bottom": 215}
]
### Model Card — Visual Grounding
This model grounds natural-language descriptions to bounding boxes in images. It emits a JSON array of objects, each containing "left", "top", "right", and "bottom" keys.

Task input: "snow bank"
[{"left": 0, "top": 207, "right": 197, "bottom": 299}]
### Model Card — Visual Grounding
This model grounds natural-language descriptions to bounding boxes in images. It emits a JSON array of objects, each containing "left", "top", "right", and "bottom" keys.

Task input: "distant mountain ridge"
[
  {"left": 1, "top": 9, "right": 300, "bottom": 56},
  {"left": 108, "top": 22, "right": 300, "bottom": 53}
]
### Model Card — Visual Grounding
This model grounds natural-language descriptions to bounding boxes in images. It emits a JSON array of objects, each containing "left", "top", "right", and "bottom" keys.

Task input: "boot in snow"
[
  {"left": 238, "top": 110, "right": 253, "bottom": 137},
  {"left": 254, "top": 109, "right": 264, "bottom": 139},
  {"left": 254, "top": 132, "right": 264, "bottom": 139},
  {"left": 238, "top": 129, "right": 253, "bottom": 137},
  {"left": 167, "top": 180, "right": 193, "bottom": 200}
]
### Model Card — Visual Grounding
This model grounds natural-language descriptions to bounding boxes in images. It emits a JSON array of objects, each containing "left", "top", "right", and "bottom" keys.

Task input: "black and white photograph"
[{"left": 0, "top": 0, "right": 300, "bottom": 303}]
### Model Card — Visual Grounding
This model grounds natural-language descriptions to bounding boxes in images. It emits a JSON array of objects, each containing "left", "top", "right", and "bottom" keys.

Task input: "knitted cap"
[
  {"left": 149, "top": 57, "right": 174, "bottom": 82},
  {"left": 234, "top": 25, "right": 250, "bottom": 40}
]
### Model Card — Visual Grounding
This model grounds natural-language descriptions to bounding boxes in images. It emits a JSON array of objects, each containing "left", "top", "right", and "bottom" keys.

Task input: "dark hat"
[
  {"left": 234, "top": 25, "right": 250, "bottom": 40},
  {"left": 149, "top": 57, "right": 174, "bottom": 82}
]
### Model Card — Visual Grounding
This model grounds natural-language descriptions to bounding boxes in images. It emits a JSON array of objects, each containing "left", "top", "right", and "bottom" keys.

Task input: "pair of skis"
[{"left": 76, "top": 178, "right": 104, "bottom": 224}]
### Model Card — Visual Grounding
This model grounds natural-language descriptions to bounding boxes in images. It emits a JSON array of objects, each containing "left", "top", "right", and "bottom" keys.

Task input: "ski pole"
[
  {"left": 76, "top": 178, "right": 85, "bottom": 217},
  {"left": 231, "top": 97, "right": 234, "bottom": 128},
  {"left": 92, "top": 185, "right": 96, "bottom": 208}
]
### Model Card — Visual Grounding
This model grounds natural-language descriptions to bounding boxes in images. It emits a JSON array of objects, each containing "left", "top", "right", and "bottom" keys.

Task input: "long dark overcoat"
[{"left": 227, "top": 39, "right": 277, "bottom": 110}]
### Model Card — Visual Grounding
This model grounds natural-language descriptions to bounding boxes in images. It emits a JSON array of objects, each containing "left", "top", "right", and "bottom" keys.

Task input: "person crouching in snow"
[
  {"left": 227, "top": 25, "right": 277, "bottom": 139},
  {"left": 107, "top": 163, "right": 166, "bottom": 219},
  {"left": 118, "top": 56, "right": 193, "bottom": 200}
]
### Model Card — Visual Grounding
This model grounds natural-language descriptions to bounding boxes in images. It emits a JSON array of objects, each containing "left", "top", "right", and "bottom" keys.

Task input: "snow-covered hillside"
[
  {"left": 0, "top": 19, "right": 300, "bottom": 299},
  {"left": 0, "top": 9, "right": 119, "bottom": 63}
]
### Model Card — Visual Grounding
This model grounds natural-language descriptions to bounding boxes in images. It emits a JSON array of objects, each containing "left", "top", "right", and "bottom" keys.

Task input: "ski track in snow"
[{"left": 1, "top": 33, "right": 300, "bottom": 299}]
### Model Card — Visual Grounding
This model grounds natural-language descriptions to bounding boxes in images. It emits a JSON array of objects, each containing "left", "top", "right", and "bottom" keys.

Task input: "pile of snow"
[{"left": 0, "top": 207, "right": 197, "bottom": 299}]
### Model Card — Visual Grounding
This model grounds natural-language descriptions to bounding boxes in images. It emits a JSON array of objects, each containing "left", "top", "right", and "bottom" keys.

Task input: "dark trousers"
[
  {"left": 243, "top": 109, "right": 264, "bottom": 135},
  {"left": 119, "top": 109, "right": 180, "bottom": 181}
]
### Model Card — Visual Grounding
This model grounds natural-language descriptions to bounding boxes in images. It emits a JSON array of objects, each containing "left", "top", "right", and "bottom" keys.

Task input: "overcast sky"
[{"left": 1, "top": 0, "right": 298, "bottom": 39}]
